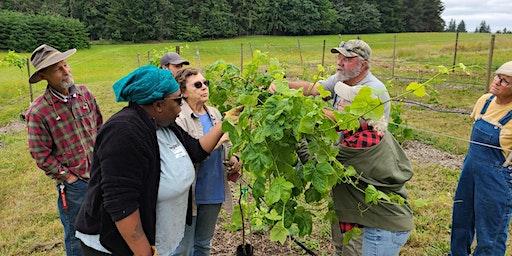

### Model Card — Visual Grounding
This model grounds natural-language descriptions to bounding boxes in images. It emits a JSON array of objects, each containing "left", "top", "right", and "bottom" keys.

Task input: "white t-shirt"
[
  {"left": 155, "top": 127, "right": 195, "bottom": 255},
  {"left": 319, "top": 72, "right": 391, "bottom": 120}
]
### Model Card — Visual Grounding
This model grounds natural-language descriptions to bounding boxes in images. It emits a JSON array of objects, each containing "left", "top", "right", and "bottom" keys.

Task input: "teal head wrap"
[{"left": 113, "top": 65, "right": 180, "bottom": 105}]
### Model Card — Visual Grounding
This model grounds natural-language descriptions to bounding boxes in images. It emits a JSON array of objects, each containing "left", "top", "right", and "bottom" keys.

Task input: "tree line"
[
  {"left": 0, "top": 11, "right": 89, "bottom": 52},
  {"left": 446, "top": 19, "right": 511, "bottom": 34},
  {"left": 1, "top": 0, "right": 445, "bottom": 42}
]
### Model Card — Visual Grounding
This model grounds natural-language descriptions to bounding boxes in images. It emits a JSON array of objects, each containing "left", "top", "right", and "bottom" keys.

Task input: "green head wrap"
[{"left": 113, "top": 65, "right": 179, "bottom": 105}]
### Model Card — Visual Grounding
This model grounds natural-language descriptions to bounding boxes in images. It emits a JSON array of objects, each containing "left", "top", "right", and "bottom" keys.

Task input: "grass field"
[{"left": 1, "top": 32, "right": 512, "bottom": 255}]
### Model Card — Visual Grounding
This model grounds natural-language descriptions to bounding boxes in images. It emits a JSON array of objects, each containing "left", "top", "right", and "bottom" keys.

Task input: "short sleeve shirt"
[
  {"left": 319, "top": 72, "right": 391, "bottom": 121},
  {"left": 471, "top": 93, "right": 512, "bottom": 157},
  {"left": 155, "top": 127, "right": 195, "bottom": 255}
]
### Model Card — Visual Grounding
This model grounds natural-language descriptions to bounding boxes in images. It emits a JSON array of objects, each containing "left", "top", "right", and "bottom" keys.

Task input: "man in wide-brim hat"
[{"left": 25, "top": 44, "right": 103, "bottom": 256}]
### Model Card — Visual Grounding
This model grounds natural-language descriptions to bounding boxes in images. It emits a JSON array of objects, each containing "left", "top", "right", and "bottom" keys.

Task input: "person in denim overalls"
[{"left": 450, "top": 61, "right": 512, "bottom": 255}]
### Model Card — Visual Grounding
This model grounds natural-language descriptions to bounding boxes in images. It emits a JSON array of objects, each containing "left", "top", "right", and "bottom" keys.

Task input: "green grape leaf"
[
  {"left": 252, "top": 177, "right": 266, "bottom": 200},
  {"left": 242, "top": 144, "right": 272, "bottom": 175},
  {"left": 458, "top": 63, "right": 467, "bottom": 71},
  {"left": 228, "top": 206, "right": 242, "bottom": 231},
  {"left": 316, "top": 84, "right": 331, "bottom": 98},
  {"left": 342, "top": 226, "right": 362, "bottom": 245},
  {"left": 334, "top": 111, "right": 361, "bottom": 131},
  {"left": 350, "top": 86, "right": 384, "bottom": 121},
  {"left": 437, "top": 65, "right": 449, "bottom": 74},
  {"left": 298, "top": 114, "right": 316, "bottom": 134},
  {"left": 276, "top": 161, "right": 303, "bottom": 193},
  {"left": 265, "top": 209, "right": 283, "bottom": 221},
  {"left": 364, "top": 184, "right": 380, "bottom": 204},
  {"left": 239, "top": 93, "right": 259, "bottom": 107},
  {"left": 304, "top": 186, "right": 322, "bottom": 203},
  {"left": 317, "top": 64, "right": 326, "bottom": 74},
  {"left": 265, "top": 177, "right": 294, "bottom": 205},
  {"left": 274, "top": 79, "right": 291, "bottom": 95},
  {"left": 311, "top": 162, "right": 335, "bottom": 193},
  {"left": 270, "top": 221, "right": 288, "bottom": 244},
  {"left": 251, "top": 214, "right": 265, "bottom": 231},
  {"left": 364, "top": 184, "right": 391, "bottom": 204},
  {"left": 302, "top": 161, "right": 316, "bottom": 181},
  {"left": 344, "top": 165, "right": 357, "bottom": 177},
  {"left": 287, "top": 224, "right": 300, "bottom": 237},
  {"left": 294, "top": 206, "right": 313, "bottom": 236},
  {"left": 389, "top": 193, "right": 406, "bottom": 205},
  {"left": 405, "top": 82, "right": 427, "bottom": 97}
]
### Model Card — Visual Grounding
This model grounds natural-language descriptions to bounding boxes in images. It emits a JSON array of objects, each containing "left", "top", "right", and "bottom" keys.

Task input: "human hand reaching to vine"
[
  {"left": 268, "top": 82, "right": 277, "bottom": 93},
  {"left": 224, "top": 106, "right": 244, "bottom": 124}
]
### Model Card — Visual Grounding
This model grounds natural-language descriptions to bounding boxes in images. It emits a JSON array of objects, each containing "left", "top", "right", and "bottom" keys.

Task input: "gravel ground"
[{"left": 402, "top": 140, "right": 464, "bottom": 170}]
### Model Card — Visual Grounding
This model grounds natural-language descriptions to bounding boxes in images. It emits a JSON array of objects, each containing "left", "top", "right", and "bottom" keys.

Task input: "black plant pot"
[{"left": 236, "top": 243, "right": 254, "bottom": 256}]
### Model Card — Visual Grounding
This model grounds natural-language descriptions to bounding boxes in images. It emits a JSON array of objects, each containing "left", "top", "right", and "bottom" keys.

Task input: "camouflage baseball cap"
[{"left": 331, "top": 40, "right": 372, "bottom": 60}]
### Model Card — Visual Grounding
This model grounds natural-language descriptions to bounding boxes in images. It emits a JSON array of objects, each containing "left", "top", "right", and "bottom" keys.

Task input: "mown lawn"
[{"left": 1, "top": 33, "right": 512, "bottom": 255}]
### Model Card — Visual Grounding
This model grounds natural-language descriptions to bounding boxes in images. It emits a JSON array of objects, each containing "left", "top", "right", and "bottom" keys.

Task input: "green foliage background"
[
  {"left": 0, "top": 11, "right": 89, "bottom": 52},
  {"left": 1, "top": 0, "right": 446, "bottom": 42}
]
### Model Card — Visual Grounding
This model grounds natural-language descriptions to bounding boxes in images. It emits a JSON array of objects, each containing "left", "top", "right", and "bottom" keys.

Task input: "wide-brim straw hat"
[{"left": 29, "top": 44, "right": 76, "bottom": 83}]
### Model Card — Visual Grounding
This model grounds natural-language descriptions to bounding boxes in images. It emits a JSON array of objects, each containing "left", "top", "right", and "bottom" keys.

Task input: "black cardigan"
[{"left": 75, "top": 102, "right": 208, "bottom": 255}]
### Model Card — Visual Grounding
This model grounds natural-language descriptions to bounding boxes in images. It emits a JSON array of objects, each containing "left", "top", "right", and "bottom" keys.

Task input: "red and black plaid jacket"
[{"left": 26, "top": 85, "right": 102, "bottom": 181}]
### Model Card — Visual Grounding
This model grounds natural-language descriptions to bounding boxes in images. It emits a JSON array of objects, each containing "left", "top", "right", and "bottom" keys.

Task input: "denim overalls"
[{"left": 450, "top": 95, "right": 512, "bottom": 255}]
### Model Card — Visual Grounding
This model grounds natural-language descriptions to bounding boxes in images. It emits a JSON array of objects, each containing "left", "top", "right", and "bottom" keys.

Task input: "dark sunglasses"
[
  {"left": 165, "top": 94, "right": 184, "bottom": 106},
  {"left": 193, "top": 80, "right": 209, "bottom": 89}
]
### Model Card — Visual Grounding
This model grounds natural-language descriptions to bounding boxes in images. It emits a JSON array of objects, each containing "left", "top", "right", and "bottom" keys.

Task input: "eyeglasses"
[
  {"left": 494, "top": 75, "right": 511, "bottom": 87},
  {"left": 193, "top": 80, "right": 209, "bottom": 89},
  {"left": 166, "top": 95, "right": 184, "bottom": 106}
]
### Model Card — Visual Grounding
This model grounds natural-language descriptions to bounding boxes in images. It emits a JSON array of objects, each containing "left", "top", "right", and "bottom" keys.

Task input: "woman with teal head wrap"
[
  {"left": 113, "top": 65, "right": 180, "bottom": 105},
  {"left": 75, "top": 65, "right": 237, "bottom": 255}
]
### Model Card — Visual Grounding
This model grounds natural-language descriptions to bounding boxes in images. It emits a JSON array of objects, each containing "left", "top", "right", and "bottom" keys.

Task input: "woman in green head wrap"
[{"left": 75, "top": 65, "right": 240, "bottom": 256}]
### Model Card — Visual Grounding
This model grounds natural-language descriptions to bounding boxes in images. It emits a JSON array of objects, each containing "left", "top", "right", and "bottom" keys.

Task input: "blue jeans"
[
  {"left": 362, "top": 228, "right": 410, "bottom": 256},
  {"left": 172, "top": 204, "right": 222, "bottom": 256},
  {"left": 57, "top": 179, "right": 87, "bottom": 256}
]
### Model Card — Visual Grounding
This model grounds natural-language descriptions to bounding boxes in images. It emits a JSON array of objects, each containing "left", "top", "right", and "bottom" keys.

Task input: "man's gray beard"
[
  {"left": 335, "top": 64, "right": 362, "bottom": 82},
  {"left": 61, "top": 77, "right": 75, "bottom": 89}
]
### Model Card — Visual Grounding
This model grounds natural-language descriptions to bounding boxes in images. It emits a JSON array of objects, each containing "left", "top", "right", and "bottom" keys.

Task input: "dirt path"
[
  {"left": 403, "top": 140, "right": 464, "bottom": 170},
  {"left": 0, "top": 120, "right": 24, "bottom": 134},
  {"left": 0, "top": 120, "right": 25, "bottom": 148}
]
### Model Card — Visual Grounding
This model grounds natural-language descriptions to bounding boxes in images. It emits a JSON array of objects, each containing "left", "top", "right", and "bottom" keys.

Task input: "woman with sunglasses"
[
  {"left": 172, "top": 68, "right": 241, "bottom": 256},
  {"left": 450, "top": 61, "right": 512, "bottom": 256}
]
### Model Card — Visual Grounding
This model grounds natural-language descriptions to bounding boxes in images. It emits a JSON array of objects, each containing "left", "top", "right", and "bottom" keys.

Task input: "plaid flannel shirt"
[
  {"left": 340, "top": 121, "right": 382, "bottom": 148},
  {"left": 26, "top": 85, "right": 102, "bottom": 181}
]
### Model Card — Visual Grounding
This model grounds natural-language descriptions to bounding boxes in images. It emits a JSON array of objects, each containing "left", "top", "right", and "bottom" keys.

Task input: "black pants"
[{"left": 80, "top": 241, "right": 111, "bottom": 256}]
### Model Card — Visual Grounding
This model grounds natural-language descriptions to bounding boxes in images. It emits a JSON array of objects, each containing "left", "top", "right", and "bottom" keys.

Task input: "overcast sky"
[{"left": 441, "top": 0, "right": 512, "bottom": 32}]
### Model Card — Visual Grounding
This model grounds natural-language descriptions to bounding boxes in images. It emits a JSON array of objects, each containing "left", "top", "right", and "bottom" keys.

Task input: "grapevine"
[{"left": 205, "top": 50, "right": 466, "bottom": 245}]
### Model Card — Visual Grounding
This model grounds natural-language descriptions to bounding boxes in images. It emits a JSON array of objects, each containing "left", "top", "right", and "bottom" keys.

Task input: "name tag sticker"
[{"left": 169, "top": 143, "right": 187, "bottom": 158}]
